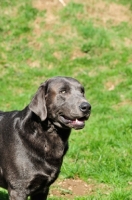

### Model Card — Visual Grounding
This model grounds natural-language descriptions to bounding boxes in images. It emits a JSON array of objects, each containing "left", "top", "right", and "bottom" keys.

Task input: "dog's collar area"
[{"left": 42, "top": 119, "right": 59, "bottom": 133}]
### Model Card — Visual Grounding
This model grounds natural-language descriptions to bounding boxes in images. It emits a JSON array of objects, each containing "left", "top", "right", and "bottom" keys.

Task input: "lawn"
[{"left": 0, "top": 0, "right": 132, "bottom": 199}]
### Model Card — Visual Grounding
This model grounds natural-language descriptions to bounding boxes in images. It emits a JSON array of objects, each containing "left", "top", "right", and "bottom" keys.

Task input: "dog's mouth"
[{"left": 60, "top": 115, "right": 89, "bottom": 129}]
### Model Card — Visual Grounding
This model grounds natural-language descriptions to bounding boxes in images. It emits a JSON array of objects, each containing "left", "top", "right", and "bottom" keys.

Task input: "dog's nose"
[{"left": 79, "top": 102, "right": 91, "bottom": 113}]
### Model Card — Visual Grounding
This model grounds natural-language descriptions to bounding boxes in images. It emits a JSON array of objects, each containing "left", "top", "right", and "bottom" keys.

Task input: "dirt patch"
[
  {"left": 105, "top": 81, "right": 118, "bottom": 91},
  {"left": 49, "top": 178, "right": 111, "bottom": 199},
  {"left": 105, "top": 77, "right": 123, "bottom": 91},
  {"left": 53, "top": 51, "right": 62, "bottom": 59},
  {"left": 32, "top": 0, "right": 66, "bottom": 24},
  {"left": 32, "top": 0, "right": 132, "bottom": 39},
  {"left": 75, "top": 0, "right": 132, "bottom": 26},
  {"left": 27, "top": 59, "right": 40, "bottom": 68},
  {"left": 50, "top": 178, "right": 91, "bottom": 198},
  {"left": 32, "top": 0, "right": 68, "bottom": 11},
  {"left": 31, "top": 17, "right": 44, "bottom": 39},
  {"left": 113, "top": 100, "right": 132, "bottom": 110},
  {"left": 71, "top": 47, "right": 86, "bottom": 60},
  {"left": 89, "top": 1, "right": 131, "bottom": 25},
  {"left": 1, "top": 6, "right": 17, "bottom": 17},
  {"left": 33, "top": 0, "right": 60, "bottom": 11},
  {"left": 32, "top": 0, "right": 60, "bottom": 38},
  {"left": 88, "top": 66, "right": 108, "bottom": 77},
  {"left": 31, "top": 0, "right": 132, "bottom": 60},
  {"left": 124, "top": 37, "right": 132, "bottom": 47},
  {"left": 33, "top": 0, "right": 132, "bottom": 27}
]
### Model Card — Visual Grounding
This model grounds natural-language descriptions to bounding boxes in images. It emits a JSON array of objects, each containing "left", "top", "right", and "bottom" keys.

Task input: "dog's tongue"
[{"left": 72, "top": 119, "right": 84, "bottom": 126}]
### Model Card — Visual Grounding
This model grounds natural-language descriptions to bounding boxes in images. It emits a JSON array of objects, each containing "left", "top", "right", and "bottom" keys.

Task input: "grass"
[{"left": 0, "top": 0, "right": 132, "bottom": 199}]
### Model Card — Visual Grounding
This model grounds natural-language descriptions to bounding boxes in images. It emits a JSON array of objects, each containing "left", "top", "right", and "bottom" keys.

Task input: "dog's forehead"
[{"left": 48, "top": 77, "right": 82, "bottom": 89}]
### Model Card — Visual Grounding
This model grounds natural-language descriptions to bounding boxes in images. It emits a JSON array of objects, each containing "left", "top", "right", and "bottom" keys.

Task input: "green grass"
[{"left": 0, "top": 0, "right": 132, "bottom": 199}]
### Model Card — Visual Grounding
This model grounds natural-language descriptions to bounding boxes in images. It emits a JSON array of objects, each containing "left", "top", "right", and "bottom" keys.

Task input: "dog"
[{"left": 0, "top": 76, "right": 91, "bottom": 200}]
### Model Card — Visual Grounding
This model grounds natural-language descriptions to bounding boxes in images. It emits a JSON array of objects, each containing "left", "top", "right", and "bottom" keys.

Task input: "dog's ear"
[{"left": 29, "top": 84, "right": 47, "bottom": 121}]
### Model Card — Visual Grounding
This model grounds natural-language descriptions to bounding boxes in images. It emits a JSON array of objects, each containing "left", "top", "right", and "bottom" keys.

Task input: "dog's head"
[{"left": 29, "top": 76, "right": 91, "bottom": 130}]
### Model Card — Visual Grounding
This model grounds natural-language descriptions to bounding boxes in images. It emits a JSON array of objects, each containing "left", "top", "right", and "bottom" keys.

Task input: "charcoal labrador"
[{"left": 0, "top": 76, "right": 91, "bottom": 200}]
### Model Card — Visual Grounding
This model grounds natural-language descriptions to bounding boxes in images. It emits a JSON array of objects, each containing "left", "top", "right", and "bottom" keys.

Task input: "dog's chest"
[
  {"left": 25, "top": 127, "right": 69, "bottom": 194},
  {"left": 27, "top": 166, "right": 60, "bottom": 194},
  {"left": 29, "top": 133, "right": 65, "bottom": 179},
  {"left": 44, "top": 133, "right": 66, "bottom": 163}
]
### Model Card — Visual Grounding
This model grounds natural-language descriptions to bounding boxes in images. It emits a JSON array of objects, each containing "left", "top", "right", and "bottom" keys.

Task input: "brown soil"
[
  {"left": 50, "top": 178, "right": 91, "bottom": 198},
  {"left": 33, "top": 0, "right": 132, "bottom": 27},
  {"left": 85, "top": 0, "right": 131, "bottom": 26},
  {"left": 32, "top": 0, "right": 132, "bottom": 57},
  {"left": 105, "top": 78, "right": 123, "bottom": 91},
  {"left": 49, "top": 178, "right": 111, "bottom": 199},
  {"left": 32, "top": 0, "right": 64, "bottom": 25},
  {"left": 113, "top": 100, "right": 132, "bottom": 110},
  {"left": 33, "top": 0, "right": 66, "bottom": 11}
]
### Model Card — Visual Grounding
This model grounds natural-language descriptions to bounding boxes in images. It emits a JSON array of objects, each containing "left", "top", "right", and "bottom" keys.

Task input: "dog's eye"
[
  {"left": 60, "top": 90, "right": 66, "bottom": 94},
  {"left": 81, "top": 87, "right": 85, "bottom": 94},
  {"left": 60, "top": 87, "right": 67, "bottom": 94}
]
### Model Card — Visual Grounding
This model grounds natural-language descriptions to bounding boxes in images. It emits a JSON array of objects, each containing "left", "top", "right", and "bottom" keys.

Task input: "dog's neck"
[
  {"left": 19, "top": 107, "right": 71, "bottom": 150},
  {"left": 41, "top": 119, "right": 71, "bottom": 140},
  {"left": 17, "top": 107, "right": 71, "bottom": 167}
]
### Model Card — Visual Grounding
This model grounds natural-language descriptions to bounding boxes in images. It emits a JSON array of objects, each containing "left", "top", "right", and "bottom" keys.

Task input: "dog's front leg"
[
  {"left": 9, "top": 189, "right": 27, "bottom": 200},
  {"left": 30, "top": 188, "right": 49, "bottom": 200}
]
